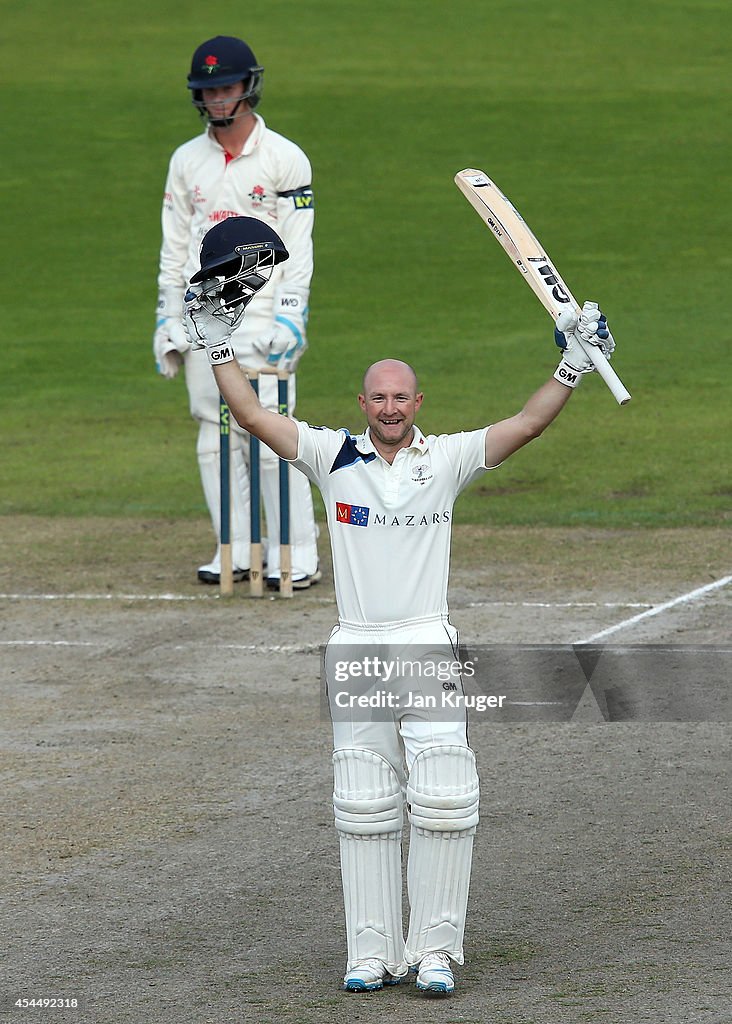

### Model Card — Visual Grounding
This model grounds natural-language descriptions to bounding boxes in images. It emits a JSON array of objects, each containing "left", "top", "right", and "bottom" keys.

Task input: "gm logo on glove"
[{"left": 209, "top": 345, "right": 234, "bottom": 365}]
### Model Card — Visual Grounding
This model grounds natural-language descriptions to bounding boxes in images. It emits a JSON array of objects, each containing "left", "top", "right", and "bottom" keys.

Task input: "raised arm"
[
  {"left": 215, "top": 361, "right": 299, "bottom": 461},
  {"left": 485, "top": 302, "right": 616, "bottom": 467}
]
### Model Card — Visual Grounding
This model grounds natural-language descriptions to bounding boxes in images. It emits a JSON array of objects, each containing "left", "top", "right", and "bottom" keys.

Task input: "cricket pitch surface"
[{"left": 1, "top": 519, "right": 730, "bottom": 1024}]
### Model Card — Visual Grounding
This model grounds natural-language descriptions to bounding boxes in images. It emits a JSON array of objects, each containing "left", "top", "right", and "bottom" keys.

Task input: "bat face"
[
  {"left": 455, "top": 168, "right": 579, "bottom": 320},
  {"left": 529, "top": 258, "right": 574, "bottom": 310},
  {"left": 454, "top": 167, "right": 631, "bottom": 405}
]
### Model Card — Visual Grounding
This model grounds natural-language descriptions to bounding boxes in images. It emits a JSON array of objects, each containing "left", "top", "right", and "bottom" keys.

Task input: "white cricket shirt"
[
  {"left": 293, "top": 423, "right": 491, "bottom": 624},
  {"left": 158, "top": 114, "right": 314, "bottom": 314}
]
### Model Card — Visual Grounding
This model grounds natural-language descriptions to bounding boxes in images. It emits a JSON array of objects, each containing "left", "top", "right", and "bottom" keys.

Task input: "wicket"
[
  {"left": 218, "top": 394, "right": 234, "bottom": 596},
  {"left": 245, "top": 367, "right": 293, "bottom": 599}
]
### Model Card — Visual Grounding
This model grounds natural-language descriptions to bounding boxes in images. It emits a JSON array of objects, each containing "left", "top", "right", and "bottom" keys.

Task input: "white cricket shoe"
[
  {"left": 415, "top": 952, "right": 454, "bottom": 996},
  {"left": 343, "top": 958, "right": 401, "bottom": 992},
  {"left": 266, "top": 567, "right": 322, "bottom": 591},
  {"left": 197, "top": 560, "right": 249, "bottom": 585}
]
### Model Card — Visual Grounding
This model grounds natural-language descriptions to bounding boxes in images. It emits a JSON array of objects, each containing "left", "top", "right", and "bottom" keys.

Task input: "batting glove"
[
  {"left": 577, "top": 301, "right": 615, "bottom": 357},
  {"left": 183, "top": 283, "right": 237, "bottom": 367},
  {"left": 252, "top": 286, "right": 309, "bottom": 369},
  {"left": 553, "top": 301, "right": 614, "bottom": 388},
  {"left": 153, "top": 290, "right": 190, "bottom": 379}
]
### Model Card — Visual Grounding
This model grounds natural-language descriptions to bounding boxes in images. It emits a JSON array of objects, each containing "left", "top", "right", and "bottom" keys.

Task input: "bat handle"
[{"left": 576, "top": 339, "right": 631, "bottom": 405}]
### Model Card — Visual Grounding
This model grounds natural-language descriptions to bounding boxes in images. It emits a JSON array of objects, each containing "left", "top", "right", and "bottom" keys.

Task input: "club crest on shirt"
[
  {"left": 411, "top": 462, "right": 433, "bottom": 485},
  {"left": 249, "top": 184, "right": 266, "bottom": 207}
]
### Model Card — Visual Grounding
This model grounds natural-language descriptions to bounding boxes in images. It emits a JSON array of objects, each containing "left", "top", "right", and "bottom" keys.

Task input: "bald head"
[
  {"left": 357, "top": 359, "right": 424, "bottom": 461},
  {"left": 361, "top": 359, "right": 419, "bottom": 398}
]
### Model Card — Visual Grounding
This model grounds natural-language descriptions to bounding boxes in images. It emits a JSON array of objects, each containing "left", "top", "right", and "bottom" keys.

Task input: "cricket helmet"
[
  {"left": 189, "top": 217, "right": 288, "bottom": 323},
  {"left": 188, "top": 36, "right": 264, "bottom": 124}
]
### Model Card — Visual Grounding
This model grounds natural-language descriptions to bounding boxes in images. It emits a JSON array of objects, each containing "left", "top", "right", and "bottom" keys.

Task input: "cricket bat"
[{"left": 454, "top": 168, "right": 631, "bottom": 405}]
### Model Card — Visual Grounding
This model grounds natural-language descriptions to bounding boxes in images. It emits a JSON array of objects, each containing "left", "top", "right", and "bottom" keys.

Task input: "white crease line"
[
  {"left": 466, "top": 600, "right": 652, "bottom": 610},
  {"left": 0, "top": 640, "right": 99, "bottom": 647},
  {"left": 0, "top": 592, "right": 210, "bottom": 602},
  {"left": 578, "top": 574, "right": 732, "bottom": 644},
  {"left": 0, "top": 592, "right": 337, "bottom": 606},
  {"left": 174, "top": 642, "right": 322, "bottom": 654},
  {"left": 1, "top": 592, "right": 649, "bottom": 609},
  {"left": 504, "top": 701, "right": 566, "bottom": 706}
]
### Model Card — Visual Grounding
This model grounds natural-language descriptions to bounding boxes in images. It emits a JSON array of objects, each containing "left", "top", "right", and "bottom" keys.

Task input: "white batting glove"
[
  {"left": 183, "top": 283, "right": 237, "bottom": 366},
  {"left": 252, "top": 286, "right": 309, "bottom": 370},
  {"left": 577, "top": 301, "right": 615, "bottom": 357},
  {"left": 153, "top": 291, "right": 190, "bottom": 379},
  {"left": 553, "top": 301, "right": 614, "bottom": 388}
]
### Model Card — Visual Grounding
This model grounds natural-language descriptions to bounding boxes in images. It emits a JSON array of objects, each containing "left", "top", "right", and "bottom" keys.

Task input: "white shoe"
[
  {"left": 197, "top": 561, "right": 249, "bottom": 585},
  {"left": 266, "top": 567, "right": 322, "bottom": 591},
  {"left": 343, "top": 958, "right": 401, "bottom": 992},
  {"left": 415, "top": 952, "right": 454, "bottom": 996}
]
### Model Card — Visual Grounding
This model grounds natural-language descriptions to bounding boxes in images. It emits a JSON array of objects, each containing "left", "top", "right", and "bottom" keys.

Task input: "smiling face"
[{"left": 358, "top": 359, "right": 423, "bottom": 461}]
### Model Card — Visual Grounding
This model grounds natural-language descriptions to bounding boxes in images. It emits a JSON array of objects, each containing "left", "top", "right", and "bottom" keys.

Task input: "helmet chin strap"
[
  {"left": 208, "top": 97, "right": 250, "bottom": 128},
  {"left": 194, "top": 92, "right": 253, "bottom": 128}
]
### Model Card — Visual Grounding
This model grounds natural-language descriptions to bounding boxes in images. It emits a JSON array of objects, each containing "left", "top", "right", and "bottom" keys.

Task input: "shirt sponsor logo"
[
  {"left": 336, "top": 502, "right": 370, "bottom": 527},
  {"left": 293, "top": 191, "right": 314, "bottom": 210},
  {"left": 373, "top": 511, "right": 451, "bottom": 527},
  {"left": 209, "top": 209, "right": 241, "bottom": 223}
]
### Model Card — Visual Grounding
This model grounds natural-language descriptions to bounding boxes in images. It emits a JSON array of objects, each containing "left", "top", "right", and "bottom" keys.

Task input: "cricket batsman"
[{"left": 180, "top": 216, "right": 616, "bottom": 996}]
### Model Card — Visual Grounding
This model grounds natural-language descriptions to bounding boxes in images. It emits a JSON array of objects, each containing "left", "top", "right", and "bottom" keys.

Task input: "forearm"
[
  {"left": 485, "top": 377, "right": 573, "bottom": 466},
  {"left": 212, "top": 362, "right": 299, "bottom": 460},
  {"left": 520, "top": 377, "right": 574, "bottom": 434},
  {"left": 213, "top": 362, "right": 258, "bottom": 425}
]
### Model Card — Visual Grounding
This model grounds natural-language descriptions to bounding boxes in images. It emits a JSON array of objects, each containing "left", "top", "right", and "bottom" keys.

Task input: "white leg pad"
[
  {"left": 404, "top": 745, "right": 479, "bottom": 966},
  {"left": 333, "top": 748, "right": 407, "bottom": 975}
]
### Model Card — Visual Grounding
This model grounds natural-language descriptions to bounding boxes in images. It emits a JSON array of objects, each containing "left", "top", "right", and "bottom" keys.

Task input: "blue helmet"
[
  {"left": 189, "top": 217, "right": 289, "bottom": 322},
  {"left": 188, "top": 36, "right": 264, "bottom": 125}
]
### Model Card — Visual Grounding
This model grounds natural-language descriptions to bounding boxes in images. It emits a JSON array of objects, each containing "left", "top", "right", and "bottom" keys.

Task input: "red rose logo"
[{"left": 205, "top": 55, "right": 218, "bottom": 67}]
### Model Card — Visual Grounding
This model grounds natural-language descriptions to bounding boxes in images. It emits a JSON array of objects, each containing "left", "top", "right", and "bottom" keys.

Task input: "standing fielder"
[
  {"left": 153, "top": 35, "right": 320, "bottom": 588},
  {"left": 183, "top": 218, "right": 615, "bottom": 995}
]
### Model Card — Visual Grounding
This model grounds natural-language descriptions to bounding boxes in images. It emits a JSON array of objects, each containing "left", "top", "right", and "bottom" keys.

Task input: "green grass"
[{"left": 2, "top": 0, "right": 730, "bottom": 525}]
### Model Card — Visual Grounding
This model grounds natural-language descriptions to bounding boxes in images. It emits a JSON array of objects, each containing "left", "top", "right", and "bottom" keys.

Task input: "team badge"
[
  {"left": 411, "top": 463, "right": 433, "bottom": 485},
  {"left": 202, "top": 55, "right": 221, "bottom": 75},
  {"left": 249, "top": 185, "right": 266, "bottom": 207}
]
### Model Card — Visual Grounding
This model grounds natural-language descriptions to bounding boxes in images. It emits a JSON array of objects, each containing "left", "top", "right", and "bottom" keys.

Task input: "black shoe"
[{"left": 197, "top": 566, "right": 250, "bottom": 585}]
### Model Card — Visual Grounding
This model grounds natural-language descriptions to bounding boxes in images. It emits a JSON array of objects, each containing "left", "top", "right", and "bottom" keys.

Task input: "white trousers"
[
  {"left": 326, "top": 616, "right": 479, "bottom": 973},
  {"left": 326, "top": 616, "right": 470, "bottom": 779}
]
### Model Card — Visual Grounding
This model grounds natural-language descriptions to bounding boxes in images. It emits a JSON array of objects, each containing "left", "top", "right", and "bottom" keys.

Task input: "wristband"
[
  {"left": 206, "top": 341, "right": 236, "bottom": 366},
  {"left": 553, "top": 359, "right": 583, "bottom": 388}
]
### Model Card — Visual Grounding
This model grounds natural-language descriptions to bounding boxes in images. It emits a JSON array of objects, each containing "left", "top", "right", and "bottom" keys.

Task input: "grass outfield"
[{"left": 2, "top": 0, "right": 730, "bottom": 526}]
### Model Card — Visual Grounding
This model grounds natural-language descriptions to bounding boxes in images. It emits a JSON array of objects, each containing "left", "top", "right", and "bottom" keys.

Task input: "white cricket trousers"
[
  {"left": 326, "top": 615, "right": 471, "bottom": 779},
  {"left": 326, "top": 614, "right": 479, "bottom": 974}
]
